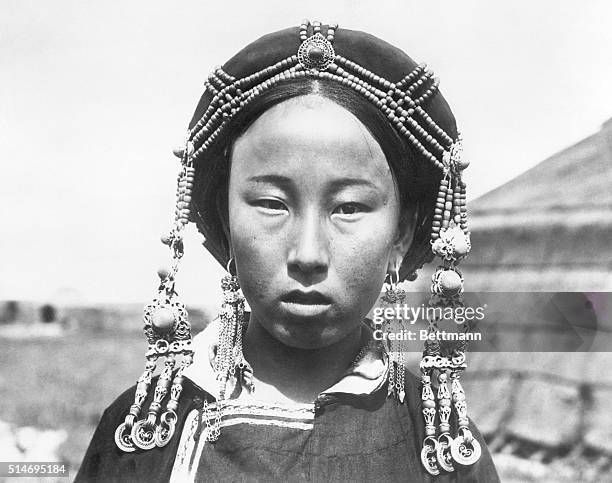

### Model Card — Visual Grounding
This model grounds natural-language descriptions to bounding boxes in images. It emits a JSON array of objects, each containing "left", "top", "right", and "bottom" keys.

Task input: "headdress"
[{"left": 115, "top": 20, "right": 478, "bottom": 475}]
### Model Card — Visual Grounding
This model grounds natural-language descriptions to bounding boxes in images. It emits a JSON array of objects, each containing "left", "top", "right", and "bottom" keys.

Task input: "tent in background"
[{"left": 463, "top": 117, "right": 612, "bottom": 291}]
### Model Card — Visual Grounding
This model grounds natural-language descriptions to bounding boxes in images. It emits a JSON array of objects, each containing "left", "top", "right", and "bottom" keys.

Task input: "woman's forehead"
[{"left": 231, "top": 95, "right": 393, "bottom": 183}]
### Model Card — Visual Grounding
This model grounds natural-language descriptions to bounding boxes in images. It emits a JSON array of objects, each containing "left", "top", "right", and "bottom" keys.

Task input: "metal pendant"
[
  {"left": 297, "top": 33, "right": 335, "bottom": 71},
  {"left": 154, "top": 420, "right": 176, "bottom": 448},
  {"left": 450, "top": 433, "right": 481, "bottom": 466},
  {"left": 131, "top": 420, "right": 157, "bottom": 450},
  {"left": 420, "top": 436, "right": 440, "bottom": 476},
  {"left": 436, "top": 434, "right": 455, "bottom": 472},
  {"left": 114, "top": 422, "right": 135, "bottom": 453}
]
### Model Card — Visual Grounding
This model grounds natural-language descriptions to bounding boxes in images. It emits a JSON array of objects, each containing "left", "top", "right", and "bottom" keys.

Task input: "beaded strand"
[{"left": 299, "top": 20, "right": 309, "bottom": 41}]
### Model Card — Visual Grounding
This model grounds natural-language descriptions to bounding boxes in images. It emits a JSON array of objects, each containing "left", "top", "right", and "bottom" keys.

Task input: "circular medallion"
[
  {"left": 297, "top": 33, "right": 335, "bottom": 71},
  {"left": 114, "top": 422, "right": 136, "bottom": 452},
  {"left": 436, "top": 434, "right": 455, "bottom": 472},
  {"left": 131, "top": 419, "right": 157, "bottom": 450},
  {"left": 154, "top": 420, "right": 176, "bottom": 448},
  {"left": 450, "top": 435, "right": 481, "bottom": 466},
  {"left": 420, "top": 436, "right": 440, "bottom": 476}
]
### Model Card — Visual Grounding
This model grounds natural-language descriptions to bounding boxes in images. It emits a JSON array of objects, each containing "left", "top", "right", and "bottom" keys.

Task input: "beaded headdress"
[{"left": 115, "top": 20, "right": 478, "bottom": 475}]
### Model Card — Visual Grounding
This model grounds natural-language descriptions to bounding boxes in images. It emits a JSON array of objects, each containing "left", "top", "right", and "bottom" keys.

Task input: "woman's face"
[{"left": 228, "top": 95, "right": 408, "bottom": 349}]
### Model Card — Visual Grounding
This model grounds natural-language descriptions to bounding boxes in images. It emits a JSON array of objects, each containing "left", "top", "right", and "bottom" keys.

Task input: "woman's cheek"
[
  {"left": 332, "top": 227, "right": 391, "bottom": 295},
  {"left": 346, "top": 217, "right": 395, "bottom": 282},
  {"left": 232, "top": 203, "right": 278, "bottom": 256},
  {"left": 233, "top": 231, "right": 282, "bottom": 306},
  {"left": 338, "top": 216, "right": 396, "bottom": 264}
]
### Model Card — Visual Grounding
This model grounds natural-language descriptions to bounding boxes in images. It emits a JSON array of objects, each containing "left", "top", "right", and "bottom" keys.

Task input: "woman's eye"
[
  {"left": 256, "top": 199, "right": 287, "bottom": 211},
  {"left": 333, "top": 203, "right": 366, "bottom": 216}
]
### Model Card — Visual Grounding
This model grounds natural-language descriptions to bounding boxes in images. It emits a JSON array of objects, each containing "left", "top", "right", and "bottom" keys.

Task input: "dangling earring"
[
  {"left": 381, "top": 262, "right": 407, "bottom": 403},
  {"left": 216, "top": 258, "right": 248, "bottom": 398},
  {"left": 203, "top": 257, "right": 251, "bottom": 442},
  {"left": 115, "top": 135, "right": 195, "bottom": 453}
]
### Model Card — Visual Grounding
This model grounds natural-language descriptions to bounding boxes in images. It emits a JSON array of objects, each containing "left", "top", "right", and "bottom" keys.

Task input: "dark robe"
[
  {"left": 78, "top": 320, "right": 498, "bottom": 482},
  {"left": 77, "top": 372, "right": 498, "bottom": 482}
]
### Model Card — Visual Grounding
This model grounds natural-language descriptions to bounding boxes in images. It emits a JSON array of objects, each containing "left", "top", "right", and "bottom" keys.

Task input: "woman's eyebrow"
[
  {"left": 246, "top": 174, "right": 294, "bottom": 188},
  {"left": 245, "top": 175, "right": 380, "bottom": 192},
  {"left": 327, "top": 178, "right": 379, "bottom": 191}
]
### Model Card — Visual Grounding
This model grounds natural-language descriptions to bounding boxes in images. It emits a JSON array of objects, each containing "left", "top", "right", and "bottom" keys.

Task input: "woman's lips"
[
  {"left": 280, "top": 290, "right": 333, "bottom": 317},
  {"left": 281, "top": 290, "right": 333, "bottom": 305}
]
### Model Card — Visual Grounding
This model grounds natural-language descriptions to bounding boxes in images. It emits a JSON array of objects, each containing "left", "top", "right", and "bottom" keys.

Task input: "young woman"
[{"left": 77, "top": 21, "right": 499, "bottom": 482}]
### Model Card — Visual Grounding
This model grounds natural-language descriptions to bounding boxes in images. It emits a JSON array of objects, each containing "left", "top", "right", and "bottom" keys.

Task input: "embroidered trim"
[
  {"left": 170, "top": 409, "right": 203, "bottom": 483},
  {"left": 206, "top": 399, "right": 314, "bottom": 418},
  {"left": 219, "top": 417, "right": 314, "bottom": 431},
  {"left": 170, "top": 400, "right": 315, "bottom": 482}
]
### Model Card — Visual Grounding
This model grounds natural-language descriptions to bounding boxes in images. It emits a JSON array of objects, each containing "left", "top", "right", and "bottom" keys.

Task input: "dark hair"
[{"left": 192, "top": 78, "right": 439, "bottom": 280}]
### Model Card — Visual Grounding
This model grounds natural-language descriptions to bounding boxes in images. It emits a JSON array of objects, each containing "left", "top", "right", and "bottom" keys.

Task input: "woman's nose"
[{"left": 287, "top": 212, "right": 329, "bottom": 277}]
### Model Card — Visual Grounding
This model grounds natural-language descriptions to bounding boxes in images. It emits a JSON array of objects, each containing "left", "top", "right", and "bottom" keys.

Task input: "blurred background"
[{"left": 1, "top": 0, "right": 612, "bottom": 481}]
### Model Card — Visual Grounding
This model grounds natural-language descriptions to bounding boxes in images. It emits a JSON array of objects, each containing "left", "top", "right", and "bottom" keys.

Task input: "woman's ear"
[
  {"left": 392, "top": 203, "right": 418, "bottom": 261},
  {"left": 216, "top": 186, "right": 232, "bottom": 254},
  {"left": 217, "top": 145, "right": 233, "bottom": 252}
]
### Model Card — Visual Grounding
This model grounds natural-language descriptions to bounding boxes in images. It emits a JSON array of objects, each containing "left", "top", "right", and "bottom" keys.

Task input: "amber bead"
[
  {"left": 157, "top": 266, "right": 171, "bottom": 280},
  {"left": 423, "top": 399, "right": 436, "bottom": 409}
]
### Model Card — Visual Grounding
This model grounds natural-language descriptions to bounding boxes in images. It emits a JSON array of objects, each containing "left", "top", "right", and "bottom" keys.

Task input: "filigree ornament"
[
  {"left": 431, "top": 223, "right": 471, "bottom": 261},
  {"left": 443, "top": 133, "right": 469, "bottom": 172},
  {"left": 154, "top": 417, "right": 176, "bottom": 448},
  {"left": 436, "top": 434, "right": 455, "bottom": 472},
  {"left": 422, "top": 406, "right": 436, "bottom": 427},
  {"left": 429, "top": 293, "right": 465, "bottom": 310},
  {"left": 381, "top": 269, "right": 408, "bottom": 403},
  {"left": 116, "top": 277, "right": 193, "bottom": 453},
  {"left": 143, "top": 299, "right": 190, "bottom": 344},
  {"left": 451, "top": 351, "right": 467, "bottom": 367},
  {"left": 381, "top": 284, "right": 407, "bottom": 304},
  {"left": 421, "top": 436, "right": 441, "bottom": 476},
  {"left": 436, "top": 371, "right": 455, "bottom": 472},
  {"left": 131, "top": 420, "right": 156, "bottom": 450},
  {"left": 431, "top": 266, "right": 464, "bottom": 298},
  {"left": 451, "top": 134, "right": 469, "bottom": 171},
  {"left": 420, "top": 355, "right": 467, "bottom": 371},
  {"left": 297, "top": 33, "right": 335, "bottom": 71},
  {"left": 450, "top": 431, "right": 482, "bottom": 466},
  {"left": 114, "top": 423, "right": 136, "bottom": 452}
]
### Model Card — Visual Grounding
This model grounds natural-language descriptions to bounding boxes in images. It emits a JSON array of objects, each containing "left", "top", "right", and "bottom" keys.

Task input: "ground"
[{"left": 0, "top": 330, "right": 143, "bottom": 474}]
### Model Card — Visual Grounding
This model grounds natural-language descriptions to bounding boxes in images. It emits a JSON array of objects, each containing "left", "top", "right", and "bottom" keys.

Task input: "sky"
[{"left": 1, "top": 0, "right": 611, "bottom": 306}]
